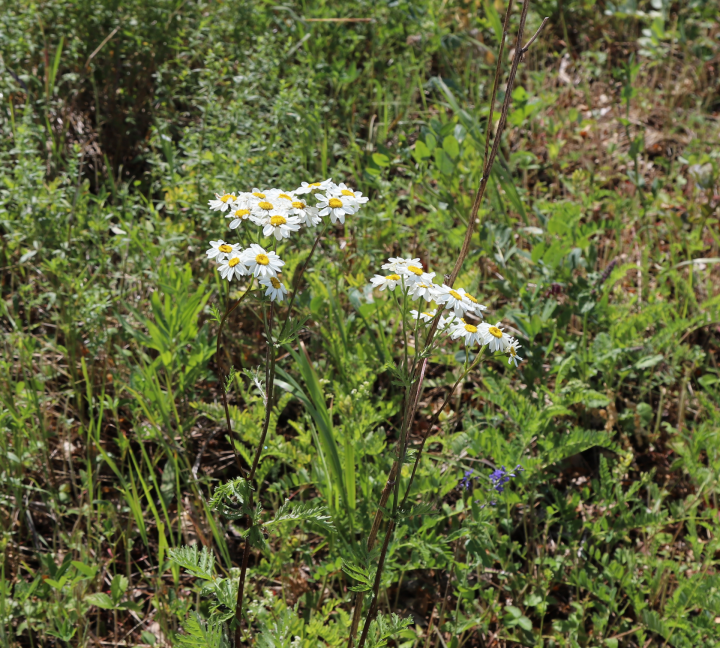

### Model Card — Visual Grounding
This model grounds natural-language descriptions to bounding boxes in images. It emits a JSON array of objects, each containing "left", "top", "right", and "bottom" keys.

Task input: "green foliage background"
[{"left": 1, "top": 0, "right": 720, "bottom": 646}]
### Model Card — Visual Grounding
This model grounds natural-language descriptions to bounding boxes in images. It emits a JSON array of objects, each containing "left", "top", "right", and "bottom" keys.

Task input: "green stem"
[
  {"left": 234, "top": 301, "right": 275, "bottom": 647},
  {"left": 278, "top": 222, "right": 329, "bottom": 340},
  {"left": 216, "top": 278, "right": 255, "bottom": 474}
]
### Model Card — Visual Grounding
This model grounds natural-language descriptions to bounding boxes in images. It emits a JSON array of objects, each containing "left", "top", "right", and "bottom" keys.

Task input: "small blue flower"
[
  {"left": 459, "top": 469, "right": 475, "bottom": 490},
  {"left": 489, "top": 464, "right": 523, "bottom": 493}
]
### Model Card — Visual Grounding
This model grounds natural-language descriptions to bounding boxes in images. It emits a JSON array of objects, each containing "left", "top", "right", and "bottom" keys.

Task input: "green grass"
[{"left": 1, "top": 0, "right": 720, "bottom": 647}]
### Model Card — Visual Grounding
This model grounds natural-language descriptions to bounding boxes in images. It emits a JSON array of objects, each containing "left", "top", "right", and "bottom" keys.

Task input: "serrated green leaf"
[
  {"left": 110, "top": 573, "right": 128, "bottom": 603},
  {"left": 168, "top": 545, "right": 216, "bottom": 580},
  {"left": 265, "top": 499, "right": 335, "bottom": 533},
  {"left": 209, "top": 478, "right": 255, "bottom": 521}
]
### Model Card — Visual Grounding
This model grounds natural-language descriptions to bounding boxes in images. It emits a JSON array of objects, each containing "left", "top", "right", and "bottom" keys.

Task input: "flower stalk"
[{"left": 351, "top": 2, "right": 546, "bottom": 645}]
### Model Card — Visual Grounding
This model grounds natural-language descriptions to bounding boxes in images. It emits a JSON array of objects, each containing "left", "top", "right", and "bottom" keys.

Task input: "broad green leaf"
[
  {"left": 413, "top": 140, "right": 431, "bottom": 162},
  {"left": 442, "top": 135, "right": 459, "bottom": 159},
  {"left": 86, "top": 592, "right": 114, "bottom": 609}
]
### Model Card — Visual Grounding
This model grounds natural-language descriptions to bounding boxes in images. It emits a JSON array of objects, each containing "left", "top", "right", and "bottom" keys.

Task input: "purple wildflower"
[
  {"left": 489, "top": 464, "right": 523, "bottom": 494},
  {"left": 459, "top": 469, "right": 475, "bottom": 490}
]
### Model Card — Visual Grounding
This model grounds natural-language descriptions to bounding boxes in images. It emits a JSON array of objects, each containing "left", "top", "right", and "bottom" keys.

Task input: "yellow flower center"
[
  {"left": 488, "top": 326, "right": 503, "bottom": 338},
  {"left": 255, "top": 253, "right": 270, "bottom": 266},
  {"left": 270, "top": 215, "right": 287, "bottom": 226},
  {"left": 509, "top": 346, "right": 517, "bottom": 356},
  {"left": 252, "top": 192, "right": 266, "bottom": 198},
  {"left": 234, "top": 208, "right": 250, "bottom": 218},
  {"left": 278, "top": 193, "right": 292, "bottom": 201},
  {"left": 407, "top": 265, "right": 423, "bottom": 276},
  {"left": 291, "top": 201, "right": 305, "bottom": 209},
  {"left": 220, "top": 194, "right": 234, "bottom": 203},
  {"left": 449, "top": 290, "right": 463, "bottom": 300},
  {"left": 218, "top": 244, "right": 233, "bottom": 253},
  {"left": 386, "top": 274, "right": 400, "bottom": 281},
  {"left": 258, "top": 201, "right": 273, "bottom": 210},
  {"left": 465, "top": 293, "right": 478, "bottom": 304},
  {"left": 464, "top": 324, "right": 478, "bottom": 333},
  {"left": 310, "top": 182, "right": 322, "bottom": 187},
  {"left": 328, "top": 197, "right": 343, "bottom": 209},
  {"left": 270, "top": 277, "right": 281, "bottom": 289},
  {"left": 422, "top": 312, "right": 432, "bottom": 317},
  {"left": 341, "top": 189, "right": 354, "bottom": 196},
  {"left": 228, "top": 257, "right": 240, "bottom": 267}
]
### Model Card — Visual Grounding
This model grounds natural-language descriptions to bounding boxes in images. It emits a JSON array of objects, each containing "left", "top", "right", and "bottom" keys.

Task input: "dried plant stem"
[
  {"left": 352, "top": 4, "right": 547, "bottom": 647},
  {"left": 447, "top": 0, "right": 538, "bottom": 289}
]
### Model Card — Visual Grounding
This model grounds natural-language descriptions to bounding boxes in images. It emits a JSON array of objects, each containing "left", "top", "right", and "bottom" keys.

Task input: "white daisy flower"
[
  {"left": 295, "top": 179, "right": 334, "bottom": 195},
  {"left": 436, "top": 285, "right": 473, "bottom": 318},
  {"left": 248, "top": 193, "right": 290, "bottom": 220},
  {"left": 226, "top": 206, "right": 252, "bottom": 229},
  {"left": 209, "top": 192, "right": 238, "bottom": 212},
  {"left": 248, "top": 188, "right": 270, "bottom": 201},
  {"left": 450, "top": 320, "right": 485, "bottom": 346},
  {"left": 408, "top": 280, "right": 440, "bottom": 302},
  {"left": 217, "top": 253, "right": 248, "bottom": 281},
  {"left": 460, "top": 290, "right": 488, "bottom": 318},
  {"left": 332, "top": 183, "right": 369, "bottom": 209},
  {"left": 370, "top": 274, "right": 403, "bottom": 292},
  {"left": 289, "top": 197, "right": 321, "bottom": 227},
  {"left": 381, "top": 257, "right": 422, "bottom": 273},
  {"left": 269, "top": 189, "right": 296, "bottom": 206},
  {"left": 409, "top": 308, "right": 437, "bottom": 323},
  {"left": 259, "top": 213, "right": 302, "bottom": 240},
  {"left": 206, "top": 239, "right": 239, "bottom": 261},
  {"left": 243, "top": 244, "right": 285, "bottom": 279},
  {"left": 231, "top": 192, "right": 251, "bottom": 206},
  {"left": 440, "top": 312, "right": 458, "bottom": 329},
  {"left": 506, "top": 339, "right": 523, "bottom": 367},
  {"left": 316, "top": 193, "right": 356, "bottom": 224},
  {"left": 399, "top": 264, "right": 435, "bottom": 286},
  {"left": 449, "top": 288, "right": 487, "bottom": 318},
  {"left": 480, "top": 322, "right": 513, "bottom": 352},
  {"left": 411, "top": 308, "right": 453, "bottom": 331},
  {"left": 260, "top": 275, "right": 288, "bottom": 302}
]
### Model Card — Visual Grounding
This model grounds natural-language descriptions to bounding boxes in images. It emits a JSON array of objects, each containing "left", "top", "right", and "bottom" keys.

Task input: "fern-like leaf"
[
  {"left": 365, "top": 612, "right": 414, "bottom": 648},
  {"left": 168, "top": 545, "right": 216, "bottom": 580},
  {"left": 265, "top": 499, "right": 335, "bottom": 533},
  {"left": 175, "top": 613, "right": 229, "bottom": 648},
  {"left": 209, "top": 478, "right": 255, "bottom": 521}
]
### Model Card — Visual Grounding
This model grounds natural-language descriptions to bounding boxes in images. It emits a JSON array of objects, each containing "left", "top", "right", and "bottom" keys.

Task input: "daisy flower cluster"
[
  {"left": 205, "top": 179, "right": 368, "bottom": 301},
  {"left": 369, "top": 256, "right": 523, "bottom": 366}
]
